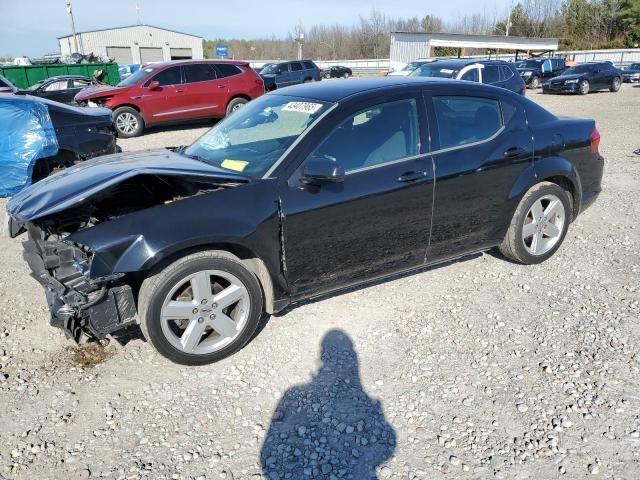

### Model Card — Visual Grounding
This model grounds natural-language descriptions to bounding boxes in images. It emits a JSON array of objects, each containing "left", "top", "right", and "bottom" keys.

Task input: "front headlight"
[
  {"left": 632, "top": 73, "right": 640, "bottom": 78},
  {"left": 522, "top": 71, "right": 532, "bottom": 76},
  {"left": 564, "top": 79, "right": 579, "bottom": 84}
]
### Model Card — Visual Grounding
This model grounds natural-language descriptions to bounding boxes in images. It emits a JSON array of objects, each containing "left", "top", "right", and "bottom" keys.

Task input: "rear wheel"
[
  {"left": 499, "top": 182, "right": 572, "bottom": 265},
  {"left": 225, "top": 97, "right": 248, "bottom": 117},
  {"left": 343, "top": 72, "right": 351, "bottom": 79},
  {"left": 529, "top": 76, "right": 540, "bottom": 88},
  {"left": 138, "top": 251, "right": 264, "bottom": 365},
  {"left": 113, "top": 106, "right": 144, "bottom": 138},
  {"left": 303, "top": 78, "right": 313, "bottom": 83},
  {"left": 578, "top": 79, "right": 590, "bottom": 95},
  {"left": 610, "top": 76, "right": 621, "bottom": 92}
]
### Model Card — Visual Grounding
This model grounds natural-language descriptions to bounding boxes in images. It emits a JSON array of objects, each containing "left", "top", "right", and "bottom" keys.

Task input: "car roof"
[
  {"left": 270, "top": 77, "right": 512, "bottom": 103},
  {"left": 149, "top": 59, "right": 250, "bottom": 68},
  {"left": 40, "top": 75, "right": 91, "bottom": 82},
  {"left": 419, "top": 59, "right": 510, "bottom": 69}
]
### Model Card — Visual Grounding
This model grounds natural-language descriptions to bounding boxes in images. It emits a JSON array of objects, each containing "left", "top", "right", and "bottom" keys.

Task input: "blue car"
[
  {"left": 543, "top": 62, "right": 622, "bottom": 95},
  {"left": 259, "top": 60, "right": 322, "bottom": 91}
]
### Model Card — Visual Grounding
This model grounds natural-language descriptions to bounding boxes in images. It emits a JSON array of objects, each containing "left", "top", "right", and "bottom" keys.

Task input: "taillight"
[{"left": 589, "top": 127, "right": 600, "bottom": 155}]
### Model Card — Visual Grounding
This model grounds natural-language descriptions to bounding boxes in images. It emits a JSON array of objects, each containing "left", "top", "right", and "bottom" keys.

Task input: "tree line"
[{"left": 203, "top": 0, "right": 640, "bottom": 60}]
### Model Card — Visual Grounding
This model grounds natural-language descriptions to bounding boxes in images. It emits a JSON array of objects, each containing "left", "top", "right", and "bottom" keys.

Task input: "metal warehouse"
[{"left": 58, "top": 24, "right": 204, "bottom": 64}]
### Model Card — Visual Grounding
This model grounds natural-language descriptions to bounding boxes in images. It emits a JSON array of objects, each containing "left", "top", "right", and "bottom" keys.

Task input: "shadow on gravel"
[{"left": 260, "top": 329, "right": 396, "bottom": 479}]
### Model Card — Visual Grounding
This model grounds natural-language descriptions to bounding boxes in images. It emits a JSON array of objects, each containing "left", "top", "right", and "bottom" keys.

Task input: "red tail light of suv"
[{"left": 75, "top": 60, "right": 265, "bottom": 138}]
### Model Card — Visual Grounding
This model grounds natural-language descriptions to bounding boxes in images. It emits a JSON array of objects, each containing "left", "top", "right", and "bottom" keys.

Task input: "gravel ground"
[{"left": 1, "top": 85, "right": 639, "bottom": 480}]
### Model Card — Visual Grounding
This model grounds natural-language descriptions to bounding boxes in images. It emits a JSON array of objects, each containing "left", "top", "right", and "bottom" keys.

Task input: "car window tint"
[
  {"left": 71, "top": 79, "right": 92, "bottom": 88},
  {"left": 311, "top": 99, "right": 420, "bottom": 173},
  {"left": 183, "top": 63, "right": 217, "bottom": 83},
  {"left": 432, "top": 96, "right": 503, "bottom": 150},
  {"left": 290, "top": 62, "right": 304, "bottom": 71},
  {"left": 460, "top": 68, "right": 479, "bottom": 82},
  {"left": 215, "top": 64, "right": 242, "bottom": 78},
  {"left": 500, "top": 65, "right": 513, "bottom": 80},
  {"left": 44, "top": 81, "right": 68, "bottom": 91},
  {"left": 303, "top": 61, "right": 315, "bottom": 69},
  {"left": 482, "top": 65, "right": 500, "bottom": 84},
  {"left": 148, "top": 66, "right": 181, "bottom": 86}
]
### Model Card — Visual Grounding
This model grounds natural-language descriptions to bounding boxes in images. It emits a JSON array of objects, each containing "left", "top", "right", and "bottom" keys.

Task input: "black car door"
[
  {"left": 425, "top": 90, "right": 533, "bottom": 262},
  {"left": 279, "top": 94, "right": 434, "bottom": 297}
]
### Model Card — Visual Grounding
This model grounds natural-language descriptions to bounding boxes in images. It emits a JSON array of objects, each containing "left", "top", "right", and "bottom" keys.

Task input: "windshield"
[
  {"left": 628, "top": 63, "right": 640, "bottom": 70},
  {"left": 260, "top": 64, "right": 280, "bottom": 74},
  {"left": 184, "top": 95, "right": 333, "bottom": 178},
  {"left": 562, "top": 65, "right": 595, "bottom": 75},
  {"left": 117, "top": 66, "right": 155, "bottom": 87},
  {"left": 410, "top": 64, "right": 458, "bottom": 78},
  {"left": 27, "top": 80, "right": 45, "bottom": 91},
  {"left": 401, "top": 61, "right": 425, "bottom": 72},
  {"left": 516, "top": 59, "right": 543, "bottom": 69}
]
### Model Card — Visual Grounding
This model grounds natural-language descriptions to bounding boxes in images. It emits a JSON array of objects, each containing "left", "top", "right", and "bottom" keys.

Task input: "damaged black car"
[{"left": 7, "top": 78, "right": 604, "bottom": 365}]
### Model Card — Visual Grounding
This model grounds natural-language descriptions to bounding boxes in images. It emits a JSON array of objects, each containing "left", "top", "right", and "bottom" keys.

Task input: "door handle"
[
  {"left": 397, "top": 171, "right": 426, "bottom": 183},
  {"left": 217, "top": 85, "right": 226, "bottom": 89},
  {"left": 175, "top": 89, "right": 184, "bottom": 93},
  {"left": 504, "top": 147, "right": 526, "bottom": 158}
]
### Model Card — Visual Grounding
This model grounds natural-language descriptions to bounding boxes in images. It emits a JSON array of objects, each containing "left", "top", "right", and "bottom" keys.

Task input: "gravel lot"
[{"left": 1, "top": 85, "right": 639, "bottom": 480}]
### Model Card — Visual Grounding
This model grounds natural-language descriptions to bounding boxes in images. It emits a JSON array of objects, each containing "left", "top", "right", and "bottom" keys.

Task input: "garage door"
[
  {"left": 140, "top": 47, "right": 164, "bottom": 63},
  {"left": 106, "top": 47, "right": 133, "bottom": 65},
  {"left": 170, "top": 48, "right": 192, "bottom": 60}
]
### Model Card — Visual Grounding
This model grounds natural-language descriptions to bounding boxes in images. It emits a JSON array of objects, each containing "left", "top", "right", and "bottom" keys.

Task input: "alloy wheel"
[
  {"left": 115, "top": 112, "right": 138, "bottom": 135},
  {"left": 521, "top": 194, "right": 566, "bottom": 256},
  {"left": 160, "top": 270, "right": 250, "bottom": 355},
  {"left": 579, "top": 80, "right": 589, "bottom": 94}
]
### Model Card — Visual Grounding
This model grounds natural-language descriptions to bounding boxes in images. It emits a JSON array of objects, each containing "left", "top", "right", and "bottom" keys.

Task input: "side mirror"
[
  {"left": 302, "top": 155, "right": 345, "bottom": 185},
  {"left": 148, "top": 80, "right": 160, "bottom": 90}
]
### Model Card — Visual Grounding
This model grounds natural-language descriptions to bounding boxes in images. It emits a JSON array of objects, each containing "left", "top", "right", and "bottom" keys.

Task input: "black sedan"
[
  {"left": 16, "top": 75, "right": 94, "bottom": 104},
  {"left": 621, "top": 62, "right": 640, "bottom": 83},
  {"left": 321, "top": 65, "right": 352, "bottom": 79},
  {"left": 543, "top": 62, "right": 622, "bottom": 94},
  {"left": 7, "top": 78, "right": 604, "bottom": 365}
]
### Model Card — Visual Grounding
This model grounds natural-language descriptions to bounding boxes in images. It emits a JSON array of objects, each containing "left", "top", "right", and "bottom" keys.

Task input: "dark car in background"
[
  {"left": 543, "top": 62, "right": 622, "bottom": 94},
  {"left": 15, "top": 75, "right": 94, "bottom": 104},
  {"left": 410, "top": 59, "right": 526, "bottom": 95},
  {"left": 515, "top": 57, "right": 565, "bottom": 88},
  {"left": 259, "top": 60, "right": 322, "bottom": 91},
  {"left": 621, "top": 62, "right": 640, "bottom": 83},
  {"left": 321, "top": 65, "right": 353, "bottom": 79},
  {"left": 75, "top": 60, "right": 265, "bottom": 138},
  {"left": 7, "top": 78, "right": 603, "bottom": 365},
  {"left": 0, "top": 95, "right": 117, "bottom": 195}
]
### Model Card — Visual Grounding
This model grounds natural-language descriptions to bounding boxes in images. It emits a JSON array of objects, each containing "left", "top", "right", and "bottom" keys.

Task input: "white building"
[{"left": 58, "top": 24, "right": 204, "bottom": 65}]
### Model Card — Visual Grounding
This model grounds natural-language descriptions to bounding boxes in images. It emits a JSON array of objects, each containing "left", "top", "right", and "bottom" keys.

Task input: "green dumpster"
[{"left": 0, "top": 63, "right": 120, "bottom": 89}]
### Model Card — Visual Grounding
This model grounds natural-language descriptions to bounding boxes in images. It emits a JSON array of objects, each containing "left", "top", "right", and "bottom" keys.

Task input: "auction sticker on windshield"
[{"left": 282, "top": 102, "right": 323, "bottom": 114}]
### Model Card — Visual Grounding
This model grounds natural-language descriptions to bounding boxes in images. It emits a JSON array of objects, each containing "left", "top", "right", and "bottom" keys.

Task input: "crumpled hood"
[
  {"left": 75, "top": 85, "right": 130, "bottom": 101},
  {"left": 7, "top": 149, "right": 250, "bottom": 221}
]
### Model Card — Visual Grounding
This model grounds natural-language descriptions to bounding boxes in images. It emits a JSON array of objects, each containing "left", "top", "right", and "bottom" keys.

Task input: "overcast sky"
[{"left": 0, "top": 0, "right": 511, "bottom": 57}]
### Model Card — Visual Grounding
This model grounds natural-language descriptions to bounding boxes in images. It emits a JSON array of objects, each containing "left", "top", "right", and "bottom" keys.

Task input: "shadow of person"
[{"left": 260, "top": 329, "right": 396, "bottom": 479}]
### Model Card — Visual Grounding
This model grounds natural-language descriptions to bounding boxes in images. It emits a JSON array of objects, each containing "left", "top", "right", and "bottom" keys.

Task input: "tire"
[
  {"left": 113, "top": 106, "right": 144, "bottom": 138},
  {"left": 499, "top": 182, "right": 573, "bottom": 265},
  {"left": 610, "top": 76, "right": 621, "bottom": 92},
  {"left": 578, "top": 79, "right": 590, "bottom": 95},
  {"left": 225, "top": 97, "right": 248, "bottom": 117},
  {"left": 303, "top": 78, "right": 313, "bottom": 83},
  {"left": 529, "top": 76, "right": 540, "bottom": 89},
  {"left": 138, "top": 251, "right": 264, "bottom": 365},
  {"left": 343, "top": 72, "right": 350, "bottom": 79},
  {"left": 323, "top": 73, "right": 331, "bottom": 79}
]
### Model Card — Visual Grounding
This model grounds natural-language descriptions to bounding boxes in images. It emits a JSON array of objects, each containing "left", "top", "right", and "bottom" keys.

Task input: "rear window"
[
  {"left": 432, "top": 96, "right": 503, "bottom": 150},
  {"left": 303, "top": 61, "right": 315, "bottom": 70},
  {"left": 290, "top": 62, "right": 304, "bottom": 71},
  {"left": 482, "top": 65, "right": 500, "bottom": 84},
  {"left": 183, "top": 63, "right": 217, "bottom": 83},
  {"left": 215, "top": 64, "right": 243, "bottom": 78},
  {"left": 500, "top": 65, "right": 514, "bottom": 80}
]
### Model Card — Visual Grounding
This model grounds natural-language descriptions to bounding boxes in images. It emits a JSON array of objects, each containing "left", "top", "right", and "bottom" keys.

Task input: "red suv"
[{"left": 75, "top": 60, "right": 264, "bottom": 138}]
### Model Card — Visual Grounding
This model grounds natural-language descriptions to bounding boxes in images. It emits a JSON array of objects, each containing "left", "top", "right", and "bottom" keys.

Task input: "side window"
[
  {"left": 303, "top": 61, "right": 315, "bottom": 70},
  {"left": 500, "top": 65, "right": 513, "bottom": 81},
  {"left": 72, "top": 79, "right": 92, "bottom": 88},
  {"left": 432, "top": 96, "right": 503, "bottom": 150},
  {"left": 290, "top": 62, "right": 304, "bottom": 72},
  {"left": 44, "top": 81, "right": 69, "bottom": 91},
  {"left": 215, "top": 64, "right": 242, "bottom": 78},
  {"left": 146, "top": 66, "right": 181, "bottom": 86},
  {"left": 183, "top": 63, "right": 217, "bottom": 83},
  {"left": 309, "top": 99, "right": 420, "bottom": 173},
  {"left": 481, "top": 65, "right": 500, "bottom": 84},
  {"left": 460, "top": 68, "right": 479, "bottom": 82},
  {"left": 276, "top": 63, "right": 289, "bottom": 74}
]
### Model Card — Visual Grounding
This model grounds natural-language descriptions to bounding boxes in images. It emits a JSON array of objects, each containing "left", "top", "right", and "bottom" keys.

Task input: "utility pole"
[
  {"left": 65, "top": 0, "right": 79, "bottom": 53},
  {"left": 505, "top": 2, "right": 513, "bottom": 37},
  {"left": 296, "top": 33, "right": 304, "bottom": 60}
]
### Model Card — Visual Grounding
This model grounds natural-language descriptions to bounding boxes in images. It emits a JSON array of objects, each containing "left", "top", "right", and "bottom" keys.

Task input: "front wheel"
[
  {"left": 610, "top": 76, "right": 621, "bottom": 92},
  {"left": 529, "top": 76, "right": 540, "bottom": 89},
  {"left": 499, "top": 182, "right": 572, "bottom": 265},
  {"left": 113, "top": 106, "right": 144, "bottom": 138},
  {"left": 578, "top": 79, "right": 590, "bottom": 95},
  {"left": 138, "top": 251, "right": 264, "bottom": 365},
  {"left": 343, "top": 72, "right": 350, "bottom": 79}
]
